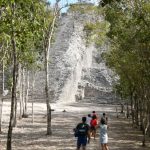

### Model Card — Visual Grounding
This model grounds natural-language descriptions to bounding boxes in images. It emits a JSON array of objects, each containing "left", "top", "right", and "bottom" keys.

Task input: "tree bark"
[
  {"left": 0, "top": 98, "right": 3, "bottom": 133},
  {"left": 12, "top": 65, "right": 19, "bottom": 127},
  {"left": 19, "top": 66, "right": 23, "bottom": 119},
  {"left": 21, "top": 67, "right": 25, "bottom": 117},
  {"left": 130, "top": 90, "right": 135, "bottom": 125},
  {"left": 126, "top": 103, "right": 129, "bottom": 118},
  {"left": 44, "top": 3, "right": 59, "bottom": 135},
  {"left": 31, "top": 71, "right": 36, "bottom": 123},
  {"left": 13, "top": 64, "right": 21, "bottom": 127},
  {"left": 142, "top": 115, "right": 149, "bottom": 146},
  {"left": 24, "top": 70, "right": 29, "bottom": 116},
  {"left": 7, "top": 3, "right": 18, "bottom": 149}
]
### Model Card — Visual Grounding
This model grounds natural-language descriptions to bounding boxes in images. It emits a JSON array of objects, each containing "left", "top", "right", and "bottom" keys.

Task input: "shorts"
[
  {"left": 77, "top": 136, "right": 87, "bottom": 148},
  {"left": 90, "top": 126, "right": 96, "bottom": 131}
]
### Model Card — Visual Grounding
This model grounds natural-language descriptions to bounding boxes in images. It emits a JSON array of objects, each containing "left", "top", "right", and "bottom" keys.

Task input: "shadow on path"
[{"left": 0, "top": 102, "right": 150, "bottom": 150}]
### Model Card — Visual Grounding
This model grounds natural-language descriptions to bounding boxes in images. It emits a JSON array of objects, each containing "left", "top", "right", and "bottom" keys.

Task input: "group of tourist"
[{"left": 74, "top": 111, "right": 109, "bottom": 150}]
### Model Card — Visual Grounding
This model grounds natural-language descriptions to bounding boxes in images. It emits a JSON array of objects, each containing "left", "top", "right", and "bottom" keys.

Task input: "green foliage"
[
  {"left": 99, "top": 0, "right": 121, "bottom": 7},
  {"left": 69, "top": 3, "right": 96, "bottom": 14},
  {"left": 84, "top": 20, "right": 110, "bottom": 46},
  {"left": 0, "top": 0, "right": 54, "bottom": 87},
  {"left": 69, "top": 3, "right": 108, "bottom": 46},
  {"left": 100, "top": 0, "right": 150, "bottom": 126}
]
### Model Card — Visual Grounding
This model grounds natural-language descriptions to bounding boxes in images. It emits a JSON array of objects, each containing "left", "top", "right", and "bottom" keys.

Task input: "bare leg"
[
  {"left": 106, "top": 146, "right": 109, "bottom": 150},
  {"left": 94, "top": 130, "right": 96, "bottom": 140},
  {"left": 104, "top": 144, "right": 109, "bottom": 150},
  {"left": 101, "top": 144, "right": 105, "bottom": 150},
  {"left": 82, "top": 146, "right": 86, "bottom": 150},
  {"left": 91, "top": 130, "right": 94, "bottom": 137},
  {"left": 76, "top": 142, "right": 80, "bottom": 150}
]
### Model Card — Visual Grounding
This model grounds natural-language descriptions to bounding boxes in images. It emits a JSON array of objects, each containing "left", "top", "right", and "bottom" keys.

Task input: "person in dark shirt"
[
  {"left": 101, "top": 113, "right": 108, "bottom": 125},
  {"left": 75, "top": 117, "right": 90, "bottom": 150}
]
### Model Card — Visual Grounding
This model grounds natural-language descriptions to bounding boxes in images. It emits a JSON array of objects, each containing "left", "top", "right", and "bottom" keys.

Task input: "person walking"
[
  {"left": 90, "top": 115, "right": 98, "bottom": 140},
  {"left": 86, "top": 114, "right": 92, "bottom": 127},
  {"left": 101, "top": 113, "right": 108, "bottom": 124},
  {"left": 86, "top": 114, "right": 92, "bottom": 140},
  {"left": 99, "top": 118, "right": 109, "bottom": 150},
  {"left": 92, "top": 110, "right": 100, "bottom": 123},
  {"left": 74, "top": 117, "right": 90, "bottom": 150},
  {"left": 92, "top": 111, "right": 97, "bottom": 118}
]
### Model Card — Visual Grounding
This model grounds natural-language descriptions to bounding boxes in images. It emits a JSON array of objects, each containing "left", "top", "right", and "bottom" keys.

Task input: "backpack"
[{"left": 74, "top": 123, "right": 88, "bottom": 137}]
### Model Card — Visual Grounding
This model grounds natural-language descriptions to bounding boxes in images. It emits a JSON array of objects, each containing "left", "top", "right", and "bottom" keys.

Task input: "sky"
[{"left": 49, "top": 0, "right": 99, "bottom": 12}]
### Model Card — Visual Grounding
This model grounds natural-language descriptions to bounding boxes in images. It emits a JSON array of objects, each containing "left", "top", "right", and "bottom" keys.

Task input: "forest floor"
[{"left": 0, "top": 101, "right": 150, "bottom": 150}]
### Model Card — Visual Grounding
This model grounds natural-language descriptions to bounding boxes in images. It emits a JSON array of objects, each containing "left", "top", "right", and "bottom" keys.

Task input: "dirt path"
[{"left": 0, "top": 102, "right": 150, "bottom": 150}]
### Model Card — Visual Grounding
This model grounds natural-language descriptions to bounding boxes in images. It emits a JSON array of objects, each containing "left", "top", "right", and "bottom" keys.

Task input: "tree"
[
  {"left": 100, "top": 0, "right": 150, "bottom": 145},
  {"left": 42, "top": 0, "right": 68, "bottom": 135},
  {"left": 0, "top": 0, "right": 54, "bottom": 149},
  {"left": 82, "top": 0, "right": 150, "bottom": 145}
]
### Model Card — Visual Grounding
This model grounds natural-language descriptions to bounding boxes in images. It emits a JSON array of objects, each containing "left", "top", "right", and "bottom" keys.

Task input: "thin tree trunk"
[
  {"left": 116, "top": 106, "right": 118, "bottom": 118},
  {"left": 31, "top": 71, "right": 36, "bottom": 123},
  {"left": 7, "top": 3, "right": 18, "bottom": 149},
  {"left": 134, "top": 93, "right": 139, "bottom": 127},
  {"left": 19, "top": 66, "right": 23, "bottom": 119},
  {"left": 44, "top": 0, "right": 65, "bottom": 135},
  {"left": 22, "top": 67, "right": 25, "bottom": 117},
  {"left": 121, "top": 103, "right": 124, "bottom": 113},
  {"left": 2, "top": 56, "right": 4, "bottom": 93},
  {"left": 44, "top": 40, "right": 52, "bottom": 134},
  {"left": 44, "top": 3, "right": 58, "bottom": 136},
  {"left": 0, "top": 55, "right": 4, "bottom": 132},
  {"left": 0, "top": 98, "right": 3, "bottom": 133},
  {"left": 12, "top": 65, "right": 19, "bottom": 127},
  {"left": 126, "top": 102, "right": 129, "bottom": 118},
  {"left": 131, "top": 91, "right": 135, "bottom": 125},
  {"left": 24, "top": 70, "right": 29, "bottom": 116},
  {"left": 139, "top": 98, "right": 144, "bottom": 131},
  {"left": 142, "top": 115, "right": 149, "bottom": 146},
  {"left": 13, "top": 64, "right": 21, "bottom": 127},
  {"left": 32, "top": 102, "right": 34, "bottom": 124}
]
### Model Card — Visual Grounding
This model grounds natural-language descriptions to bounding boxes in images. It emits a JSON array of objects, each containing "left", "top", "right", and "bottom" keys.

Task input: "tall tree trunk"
[
  {"left": 7, "top": 3, "right": 18, "bottom": 149},
  {"left": 24, "top": 70, "right": 29, "bottom": 116},
  {"left": 12, "top": 65, "right": 19, "bottom": 127},
  {"left": 139, "top": 98, "right": 144, "bottom": 131},
  {"left": 45, "top": 56, "right": 52, "bottom": 135},
  {"left": 142, "top": 114, "right": 149, "bottom": 146},
  {"left": 134, "top": 94, "right": 139, "bottom": 127},
  {"left": 31, "top": 71, "right": 36, "bottom": 123},
  {"left": 130, "top": 91, "right": 135, "bottom": 125},
  {"left": 44, "top": 0, "right": 66, "bottom": 135},
  {"left": 0, "top": 57, "right": 5, "bottom": 133},
  {"left": 0, "top": 98, "right": 3, "bottom": 133},
  {"left": 126, "top": 102, "right": 129, "bottom": 118},
  {"left": 19, "top": 66, "right": 23, "bottom": 119},
  {"left": 44, "top": 27, "right": 53, "bottom": 135},
  {"left": 2, "top": 56, "right": 5, "bottom": 93},
  {"left": 13, "top": 64, "right": 21, "bottom": 127},
  {"left": 22, "top": 67, "right": 25, "bottom": 117},
  {"left": 44, "top": 3, "right": 58, "bottom": 135}
]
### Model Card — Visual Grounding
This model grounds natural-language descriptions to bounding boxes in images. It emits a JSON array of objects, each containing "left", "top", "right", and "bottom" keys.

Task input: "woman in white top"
[
  {"left": 86, "top": 114, "right": 92, "bottom": 127},
  {"left": 100, "top": 118, "right": 109, "bottom": 150}
]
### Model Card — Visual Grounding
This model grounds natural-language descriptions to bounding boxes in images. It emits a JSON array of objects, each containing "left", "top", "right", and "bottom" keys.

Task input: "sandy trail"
[{"left": 0, "top": 101, "right": 150, "bottom": 150}]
